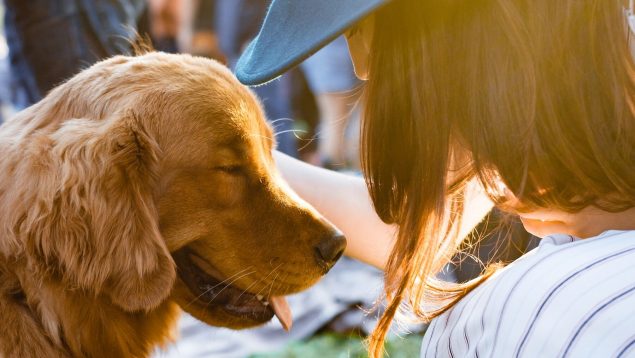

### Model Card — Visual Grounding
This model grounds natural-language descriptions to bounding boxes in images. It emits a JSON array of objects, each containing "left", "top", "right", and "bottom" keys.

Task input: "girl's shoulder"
[{"left": 421, "top": 230, "right": 635, "bottom": 358}]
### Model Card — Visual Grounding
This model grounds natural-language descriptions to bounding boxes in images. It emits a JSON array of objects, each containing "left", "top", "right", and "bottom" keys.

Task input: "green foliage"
[{"left": 250, "top": 333, "right": 422, "bottom": 358}]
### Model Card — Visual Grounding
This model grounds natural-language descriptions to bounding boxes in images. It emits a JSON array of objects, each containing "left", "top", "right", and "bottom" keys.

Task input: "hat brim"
[{"left": 236, "top": 0, "right": 387, "bottom": 86}]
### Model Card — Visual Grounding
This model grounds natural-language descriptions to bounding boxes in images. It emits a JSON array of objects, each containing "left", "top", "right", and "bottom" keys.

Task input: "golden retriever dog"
[{"left": 0, "top": 52, "right": 346, "bottom": 357}]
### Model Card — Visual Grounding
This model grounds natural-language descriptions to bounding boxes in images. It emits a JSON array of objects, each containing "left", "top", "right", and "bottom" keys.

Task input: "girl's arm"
[{"left": 274, "top": 151, "right": 494, "bottom": 270}]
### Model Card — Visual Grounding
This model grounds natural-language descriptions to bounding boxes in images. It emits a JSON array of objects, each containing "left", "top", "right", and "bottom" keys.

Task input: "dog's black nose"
[{"left": 314, "top": 233, "right": 346, "bottom": 270}]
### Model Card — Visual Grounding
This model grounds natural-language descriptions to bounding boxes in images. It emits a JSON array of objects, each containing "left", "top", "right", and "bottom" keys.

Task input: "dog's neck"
[{"left": 0, "top": 263, "right": 180, "bottom": 357}]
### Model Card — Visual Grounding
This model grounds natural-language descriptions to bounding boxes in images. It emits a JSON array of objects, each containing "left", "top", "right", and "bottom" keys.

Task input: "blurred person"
[
  {"left": 188, "top": 0, "right": 224, "bottom": 62},
  {"left": 147, "top": 0, "right": 181, "bottom": 53},
  {"left": 0, "top": 43, "right": 10, "bottom": 124},
  {"left": 0, "top": 3, "right": 11, "bottom": 124},
  {"left": 236, "top": 0, "right": 635, "bottom": 357},
  {"left": 300, "top": 36, "right": 360, "bottom": 170},
  {"left": 4, "top": 0, "right": 145, "bottom": 109}
]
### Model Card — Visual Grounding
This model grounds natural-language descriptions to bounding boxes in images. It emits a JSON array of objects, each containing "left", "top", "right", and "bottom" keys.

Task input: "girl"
[{"left": 236, "top": 0, "right": 635, "bottom": 356}]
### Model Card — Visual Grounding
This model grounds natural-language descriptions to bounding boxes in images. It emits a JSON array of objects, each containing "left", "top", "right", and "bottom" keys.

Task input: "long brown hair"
[{"left": 361, "top": 0, "right": 635, "bottom": 356}]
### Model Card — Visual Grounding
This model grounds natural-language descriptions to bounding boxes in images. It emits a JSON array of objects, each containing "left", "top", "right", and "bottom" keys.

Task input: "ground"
[{"left": 250, "top": 333, "right": 423, "bottom": 358}]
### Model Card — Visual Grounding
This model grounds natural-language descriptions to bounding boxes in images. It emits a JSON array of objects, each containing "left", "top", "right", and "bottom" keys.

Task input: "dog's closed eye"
[{"left": 215, "top": 165, "right": 243, "bottom": 175}]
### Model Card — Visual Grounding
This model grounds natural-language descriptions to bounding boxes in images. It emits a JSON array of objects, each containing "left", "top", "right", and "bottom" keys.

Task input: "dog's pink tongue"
[{"left": 269, "top": 296, "right": 292, "bottom": 331}]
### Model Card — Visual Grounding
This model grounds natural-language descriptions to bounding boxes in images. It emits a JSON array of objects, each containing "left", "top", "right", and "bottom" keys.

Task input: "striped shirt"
[{"left": 421, "top": 230, "right": 635, "bottom": 358}]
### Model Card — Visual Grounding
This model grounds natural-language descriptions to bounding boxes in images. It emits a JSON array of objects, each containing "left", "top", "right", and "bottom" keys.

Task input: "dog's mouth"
[{"left": 172, "top": 248, "right": 292, "bottom": 330}]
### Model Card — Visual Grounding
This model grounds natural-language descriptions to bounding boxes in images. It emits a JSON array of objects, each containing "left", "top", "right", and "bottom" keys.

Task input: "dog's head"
[{"left": 8, "top": 53, "right": 344, "bottom": 330}]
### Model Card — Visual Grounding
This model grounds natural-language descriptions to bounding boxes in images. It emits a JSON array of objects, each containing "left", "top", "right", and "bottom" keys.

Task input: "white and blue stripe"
[{"left": 421, "top": 230, "right": 635, "bottom": 357}]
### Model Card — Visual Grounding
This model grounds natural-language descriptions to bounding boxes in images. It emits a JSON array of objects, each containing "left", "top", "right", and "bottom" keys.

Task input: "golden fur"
[{"left": 0, "top": 52, "right": 340, "bottom": 357}]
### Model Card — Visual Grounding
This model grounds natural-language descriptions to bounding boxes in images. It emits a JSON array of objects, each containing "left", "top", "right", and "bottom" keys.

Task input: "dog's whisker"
[
  {"left": 183, "top": 266, "right": 255, "bottom": 309},
  {"left": 203, "top": 271, "right": 256, "bottom": 307},
  {"left": 197, "top": 269, "right": 257, "bottom": 309},
  {"left": 253, "top": 270, "right": 277, "bottom": 299},
  {"left": 235, "top": 279, "right": 262, "bottom": 302},
  {"left": 205, "top": 270, "right": 257, "bottom": 305},
  {"left": 269, "top": 117, "right": 294, "bottom": 125},
  {"left": 245, "top": 129, "right": 308, "bottom": 141},
  {"left": 273, "top": 129, "right": 307, "bottom": 138},
  {"left": 297, "top": 135, "right": 320, "bottom": 152},
  {"left": 236, "top": 263, "right": 283, "bottom": 301},
  {"left": 264, "top": 263, "right": 283, "bottom": 281},
  {"left": 257, "top": 265, "right": 281, "bottom": 297},
  {"left": 264, "top": 270, "right": 281, "bottom": 300},
  {"left": 184, "top": 270, "right": 256, "bottom": 309},
  {"left": 272, "top": 123, "right": 292, "bottom": 132},
  {"left": 197, "top": 274, "right": 256, "bottom": 307},
  {"left": 235, "top": 272, "right": 272, "bottom": 302},
  {"left": 210, "top": 266, "right": 256, "bottom": 288},
  {"left": 239, "top": 266, "right": 281, "bottom": 296},
  {"left": 254, "top": 264, "right": 280, "bottom": 288}
]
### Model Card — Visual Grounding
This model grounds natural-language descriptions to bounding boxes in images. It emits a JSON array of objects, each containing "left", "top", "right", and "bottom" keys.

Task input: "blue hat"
[{"left": 236, "top": 0, "right": 388, "bottom": 86}]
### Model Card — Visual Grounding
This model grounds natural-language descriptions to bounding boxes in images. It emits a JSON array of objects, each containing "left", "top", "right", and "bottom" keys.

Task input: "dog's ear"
[{"left": 23, "top": 112, "right": 175, "bottom": 312}]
